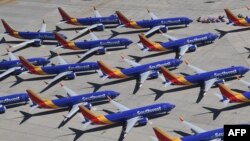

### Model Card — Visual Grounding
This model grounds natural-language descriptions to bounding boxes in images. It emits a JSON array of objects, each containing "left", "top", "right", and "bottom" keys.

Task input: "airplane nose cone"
[
  {"left": 169, "top": 104, "right": 175, "bottom": 109},
  {"left": 111, "top": 91, "right": 120, "bottom": 98},
  {"left": 189, "top": 18, "right": 193, "bottom": 23},
  {"left": 244, "top": 67, "right": 250, "bottom": 73},
  {"left": 127, "top": 39, "right": 133, "bottom": 45}
]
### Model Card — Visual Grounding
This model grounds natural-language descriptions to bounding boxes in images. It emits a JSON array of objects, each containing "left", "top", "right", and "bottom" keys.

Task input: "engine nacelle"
[
  {"left": 137, "top": 117, "right": 148, "bottom": 126},
  {"left": 0, "top": 105, "right": 6, "bottom": 113},
  {"left": 96, "top": 47, "right": 106, "bottom": 55},
  {"left": 33, "top": 39, "right": 42, "bottom": 47},
  {"left": 159, "top": 26, "right": 168, "bottom": 33},
  {"left": 95, "top": 24, "right": 105, "bottom": 31},
  {"left": 13, "top": 68, "right": 24, "bottom": 75},
  {"left": 149, "top": 71, "right": 159, "bottom": 79},
  {"left": 65, "top": 72, "right": 76, "bottom": 80},
  {"left": 187, "top": 45, "right": 197, "bottom": 52},
  {"left": 84, "top": 103, "right": 92, "bottom": 110}
]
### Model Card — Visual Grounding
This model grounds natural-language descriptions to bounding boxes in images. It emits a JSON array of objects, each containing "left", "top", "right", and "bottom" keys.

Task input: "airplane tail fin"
[
  {"left": 138, "top": 34, "right": 159, "bottom": 50},
  {"left": 1, "top": 19, "right": 16, "bottom": 33},
  {"left": 153, "top": 127, "right": 181, "bottom": 141},
  {"left": 160, "top": 66, "right": 185, "bottom": 85},
  {"left": 218, "top": 83, "right": 244, "bottom": 102},
  {"left": 58, "top": 7, "right": 73, "bottom": 21},
  {"left": 54, "top": 32, "right": 68, "bottom": 45},
  {"left": 18, "top": 56, "right": 36, "bottom": 71},
  {"left": 116, "top": 11, "right": 131, "bottom": 25},
  {"left": 224, "top": 9, "right": 241, "bottom": 25},
  {"left": 26, "top": 89, "right": 45, "bottom": 107},
  {"left": 97, "top": 61, "right": 115, "bottom": 77},
  {"left": 78, "top": 105, "right": 99, "bottom": 123}
]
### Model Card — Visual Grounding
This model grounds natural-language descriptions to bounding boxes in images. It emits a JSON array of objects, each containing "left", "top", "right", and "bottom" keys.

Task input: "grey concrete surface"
[{"left": 0, "top": 0, "right": 250, "bottom": 141}]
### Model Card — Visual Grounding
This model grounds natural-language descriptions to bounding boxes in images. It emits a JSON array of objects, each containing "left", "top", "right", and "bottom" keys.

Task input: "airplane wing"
[
  {"left": 77, "top": 23, "right": 103, "bottom": 35},
  {"left": 179, "top": 44, "right": 193, "bottom": 57},
  {"left": 124, "top": 116, "right": 141, "bottom": 135},
  {"left": 109, "top": 99, "right": 130, "bottom": 112},
  {"left": 0, "top": 67, "right": 20, "bottom": 78},
  {"left": 147, "top": 9, "right": 158, "bottom": 20},
  {"left": 237, "top": 77, "right": 250, "bottom": 89},
  {"left": 139, "top": 71, "right": 151, "bottom": 86},
  {"left": 60, "top": 83, "right": 78, "bottom": 97},
  {"left": 7, "top": 49, "right": 17, "bottom": 60},
  {"left": 121, "top": 56, "right": 141, "bottom": 67},
  {"left": 203, "top": 78, "right": 218, "bottom": 95},
  {"left": 57, "top": 55, "right": 68, "bottom": 65},
  {"left": 45, "top": 71, "right": 72, "bottom": 86},
  {"left": 10, "top": 39, "right": 38, "bottom": 48},
  {"left": 78, "top": 47, "right": 103, "bottom": 62},
  {"left": 89, "top": 31, "right": 99, "bottom": 40},
  {"left": 185, "top": 61, "right": 206, "bottom": 74},
  {"left": 39, "top": 20, "right": 46, "bottom": 32},
  {"left": 180, "top": 117, "right": 206, "bottom": 134},
  {"left": 144, "top": 25, "right": 165, "bottom": 37},
  {"left": 94, "top": 7, "right": 102, "bottom": 17},
  {"left": 64, "top": 103, "right": 82, "bottom": 119},
  {"left": 160, "top": 32, "right": 178, "bottom": 41}
]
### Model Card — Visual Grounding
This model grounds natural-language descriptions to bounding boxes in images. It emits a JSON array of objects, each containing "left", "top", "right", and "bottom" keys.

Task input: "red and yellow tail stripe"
[
  {"left": 26, "top": 89, "right": 59, "bottom": 109},
  {"left": 116, "top": 11, "right": 141, "bottom": 28},
  {"left": 58, "top": 7, "right": 81, "bottom": 25},
  {"left": 79, "top": 105, "right": 113, "bottom": 124},
  {"left": 97, "top": 61, "right": 128, "bottom": 78},
  {"left": 160, "top": 67, "right": 192, "bottom": 85},
  {"left": 139, "top": 34, "right": 166, "bottom": 51},
  {"left": 54, "top": 32, "right": 80, "bottom": 50},
  {"left": 19, "top": 56, "right": 47, "bottom": 75},
  {"left": 1, "top": 19, "right": 23, "bottom": 38},
  {"left": 153, "top": 127, "right": 181, "bottom": 141},
  {"left": 218, "top": 84, "right": 250, "bottom": 103},
  {"left": 224, "top": 9, "right": 250, "bottom": 26}
]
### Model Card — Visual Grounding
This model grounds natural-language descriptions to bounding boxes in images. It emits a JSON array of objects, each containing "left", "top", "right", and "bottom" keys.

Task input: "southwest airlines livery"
[
  {"left": 160, "top": 61, "right": 249, "bottom": 95},
  {"left": 26, "top": 83, "right": 119, "bottom": 120},
  {"left": 224, "top": 8, "right": 250, "bottom": 26},
  {"left": 116, "top": 10, "right": 193, "bottom": 36},
  {"left": 139, "top": 31, "right": 219, "bottom": 58},
  {"left": 0, "top": 93, "right": 29, "bottom": 113},
  {"left": 18, "top": 54, "right": 99, "bottom": 86},
  {"left": 0, "top": 49, "right": 49, "bottom": 79},
  {"left": 52, "top": 31, "right": 132, "bottom": 61},
  {"left": 57, "top": 7, "right": 120, "bottom": 34},
  {"left": 97, "top": 56, "right": 182, "bottom": 87},
  {"left": 152, "top": 117, "right": 223, "bottom": 141},
  {"left": 79, "top": 97, "right": 175, "bottom": 137},
  {"left": 1, "top": 19, "right": 66, "bottom": 49}
]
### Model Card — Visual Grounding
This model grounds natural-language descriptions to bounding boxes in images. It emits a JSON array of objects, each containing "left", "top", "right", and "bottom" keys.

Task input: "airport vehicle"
[
  {"left": 79, "top": 97, "right": 175, "bottom": 137},
  {"left": 0, "top": 93, "right": 29, "bottom": 113},
  {"left": 224, "top": 8, "right": 250, "bottom": 26},
  {"left": 152, "top": 117, "right": 223, "bottom": 141},
  {"left": 97, "top": 56, "right": 182, "bottom": 87},
  {"left": 18, "top": 55, "right": 99, "bottom": 86},
  {"left": 116, "top": 10, "right": 193, "bottom": 36},
  {"left": 1, "top": 19, "right": 66, "bottom": 49},
  {"left": 160, "top": 61, "right": 249, "bottom": 95},
  {"left": 138, "top": 32, "right": 219, "bottom": 58},
  {"left": 26, "top": 84, "right": 119, "bottom": 120},
  {"left": 0, "top": 49, "right": 49, "bottom": 79},
  {"left": 57, "top": 7, "right": 120, "bottom": 34},
  {"left": 52, "top": 31, "right": 133, "bottom": 60}
]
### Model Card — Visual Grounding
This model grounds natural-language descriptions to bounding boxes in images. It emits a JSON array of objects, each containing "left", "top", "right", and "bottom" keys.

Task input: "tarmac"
[{"left": 0, "top": 0, "right": 250, "bottom": 141}]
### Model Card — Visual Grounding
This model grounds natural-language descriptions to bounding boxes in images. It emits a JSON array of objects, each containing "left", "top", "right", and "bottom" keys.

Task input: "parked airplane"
[
  {"left": 79, "top": 97, "right": 175, "bottom": 137},
  {"left": 1, "top": 19, "right": 66, "bottom": 49},
  {"left": 0, "top": 49, "right": 49, "bottom": 79},
  {"left": 224, "top": 8, "right": 250, "bottom": 26},
  {"left": 57, "top": 7, "right": 120, "bottom": 34},
  {"left": 160, "top": 61, "right": 249, "bottom": 95},
  {"left": 116, "top": 10, "right": 193, "bottom": 36},
  {"left": 51, "top": 31, "right": 133, "bottom": 60},
  {"left": 138, "top": 31, "right": 219, "bottom": 58},
  {"left": 26, "top": 84, "right": 119, "bottom": 120},
  {"left": 152, "top": 117, "right": 223, "bottom": 141},
  {"left": 18, "top": 54, "right": 99, "bottom": 86},
  {"left": 0, "top": 93, "right": 29, "bottom": 113},
  {"left": 97, "top": 56, "right": 182, "bottom": 87}
]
